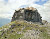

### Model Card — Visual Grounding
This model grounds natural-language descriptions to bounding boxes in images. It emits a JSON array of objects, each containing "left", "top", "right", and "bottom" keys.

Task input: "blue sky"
[
  {"left": 4, "top": 0, "right": 8, "bottom": 4},
  {"left": 35, "top": 0, "right": 48, "bottom": 5},
  {"left": 20, "top": 0, "right": 48, "bottom": 8},
  {"left": 4, "top": 0, "right": 48, "bottom": 5},
  {"left": 4, "top": 0, "right": 8, "bottom": 2}
]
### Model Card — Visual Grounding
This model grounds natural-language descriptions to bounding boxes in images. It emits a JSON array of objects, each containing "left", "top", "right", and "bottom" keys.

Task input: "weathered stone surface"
[{"left": 11, "top": 7, "right": 42, "bottom": 23}]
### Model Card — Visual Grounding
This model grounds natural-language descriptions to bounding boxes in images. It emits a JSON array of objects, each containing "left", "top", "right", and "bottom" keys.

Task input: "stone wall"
[{"left": 11, "top": 7, "right": 42, "bottom": 23}]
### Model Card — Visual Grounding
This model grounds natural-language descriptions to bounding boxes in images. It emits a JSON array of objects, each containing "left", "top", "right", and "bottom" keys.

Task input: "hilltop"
[
  {"left": 0, "top": 7, "right": 50, "bottom": 39},
  {"left": 11, "top": 7, "right": 42, "bottom": 23}
]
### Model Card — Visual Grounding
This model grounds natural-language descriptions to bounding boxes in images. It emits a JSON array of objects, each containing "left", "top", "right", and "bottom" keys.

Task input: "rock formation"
[{"left": 11, "top": 7, "right": 42, "bottom": 23}]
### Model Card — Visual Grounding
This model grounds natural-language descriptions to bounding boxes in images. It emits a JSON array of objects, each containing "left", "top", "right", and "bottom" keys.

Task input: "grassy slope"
[{"left": 0, "top": 20, "right": 50, "bottom": 39}]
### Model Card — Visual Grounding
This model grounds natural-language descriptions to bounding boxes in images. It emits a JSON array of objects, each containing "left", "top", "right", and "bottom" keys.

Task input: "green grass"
[
  {"left": 0, "top": 20, "right": 50, "bottom": 39},
  {"left": 8, "top": 33, "right": 23, "bottom": 39},
  {"left": 39, "top": 31, "right": 50, "bottom": 39}
]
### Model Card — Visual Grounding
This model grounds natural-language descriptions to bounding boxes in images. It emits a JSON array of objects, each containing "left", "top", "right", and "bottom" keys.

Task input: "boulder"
[{"left": 11, "top": 7, "right": 42, "bottom": 23}]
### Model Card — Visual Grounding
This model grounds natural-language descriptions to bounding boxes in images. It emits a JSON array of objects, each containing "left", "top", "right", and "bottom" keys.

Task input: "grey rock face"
[{"left": 11, "top": 7, "right": 42, "bottom": 23}]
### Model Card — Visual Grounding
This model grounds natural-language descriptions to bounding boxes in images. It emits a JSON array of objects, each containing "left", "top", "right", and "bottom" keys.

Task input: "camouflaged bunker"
[{"left": 11, "top": 7, "right": 42, "bottom": 23}]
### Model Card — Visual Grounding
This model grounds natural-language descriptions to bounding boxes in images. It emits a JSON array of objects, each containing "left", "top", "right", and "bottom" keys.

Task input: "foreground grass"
[{"left": 0, "top": 20, "right": 50, "bottom": 39}]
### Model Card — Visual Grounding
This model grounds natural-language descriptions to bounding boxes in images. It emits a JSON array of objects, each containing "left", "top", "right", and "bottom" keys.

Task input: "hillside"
[
  {"left": 0, "top": 7, "right": 50, "bottom": 39},
  {"left": 0, "top": 20, "right": 50, "bottom": 39}
]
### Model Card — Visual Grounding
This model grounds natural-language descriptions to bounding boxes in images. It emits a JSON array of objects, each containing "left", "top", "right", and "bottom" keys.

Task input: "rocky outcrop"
[{"left": 11, "top": 7, "right": 42, "bottom": 23}]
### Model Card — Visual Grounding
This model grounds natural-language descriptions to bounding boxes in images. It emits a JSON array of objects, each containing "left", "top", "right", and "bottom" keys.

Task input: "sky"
[{"left": 0, "top": 0, "right": 50, "bottom": 22}]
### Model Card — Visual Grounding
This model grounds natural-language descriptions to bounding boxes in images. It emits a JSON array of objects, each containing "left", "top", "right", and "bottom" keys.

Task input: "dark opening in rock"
[{"left": 5, "top": 36, "right": 7, "bottom": 38}]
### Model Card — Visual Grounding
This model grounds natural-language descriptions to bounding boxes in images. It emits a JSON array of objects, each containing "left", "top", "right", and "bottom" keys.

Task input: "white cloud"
[
  {"left": 0, "top": 0, "right": 50, "bottom": 22},
  {"left": 42, "top": 0, "right": 50, "bottom": 22},
  {"left": 31, "top": 0, "right": 50, "bottom": 22},
  {"left": 24, "top": 0, "right": 50, "bottom": 22},
  {"left": 0, "top": 0, "right": 38, "bottom": 19}
]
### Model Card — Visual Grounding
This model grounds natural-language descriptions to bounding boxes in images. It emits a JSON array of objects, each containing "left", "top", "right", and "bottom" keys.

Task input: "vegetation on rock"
[{"left": 0, "top": 20, "right": 50, "bottom": 39}]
